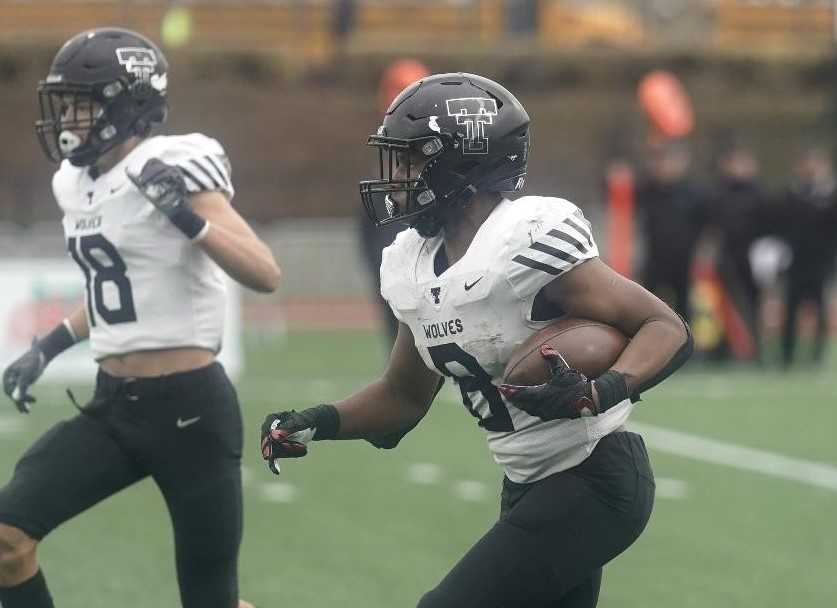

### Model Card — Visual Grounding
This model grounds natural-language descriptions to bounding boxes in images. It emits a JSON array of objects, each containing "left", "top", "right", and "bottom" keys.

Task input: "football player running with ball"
[
  {"left": 0, "top": 29, "right": 279, "bottom": 608},
  {"left": 261, "top": 73, "right": 692, "bottom": 607}
]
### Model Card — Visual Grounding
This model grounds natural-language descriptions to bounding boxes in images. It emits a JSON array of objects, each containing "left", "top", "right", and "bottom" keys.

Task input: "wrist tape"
[
  {"left": 308, "top": 404, "right": 340, "bottom": 440},
  {"left": 39, "top": 319, "right": 78, "bottom": 363},
  {"left": 170, "top": 207, "right": 208, "bottom": 240},
  {"left": 593, "top": 371, "right": 629, "bottom": 414}
]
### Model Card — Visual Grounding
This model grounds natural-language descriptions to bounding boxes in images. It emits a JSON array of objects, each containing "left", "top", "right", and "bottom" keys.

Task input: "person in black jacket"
[
  {"left": 710, "top": 141, "right": 769, "bottom": 361},
  {"left": 779, "top": 146, "right": 837, "bottom": 368},
  {"left": 635, "top": 139, "right": 711, "bottom": 322}
]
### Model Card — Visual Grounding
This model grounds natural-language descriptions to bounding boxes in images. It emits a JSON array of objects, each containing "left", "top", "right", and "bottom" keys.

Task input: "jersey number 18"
[{"left": 68, "top": 234, "right": 137, "bottom": 326}]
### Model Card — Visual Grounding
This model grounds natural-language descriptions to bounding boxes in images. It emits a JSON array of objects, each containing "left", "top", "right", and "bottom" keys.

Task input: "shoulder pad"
[
  {"left": 52, "top": 160, "right": 81, "bottom": 210},
  {"left": 145, "top": 133, "right": 234, "bottom": 200},
  {"left": 380, "top": 228, "right": 427, "bottom": 321},
  {"left": 503, "top": 196, "right": 599, "bottom": 298},
  {"left": 380, "top": 228, "right": 425, "bottom": 290}
]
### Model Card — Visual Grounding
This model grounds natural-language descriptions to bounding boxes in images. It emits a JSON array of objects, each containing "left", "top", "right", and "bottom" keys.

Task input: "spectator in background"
[
  {"left": 334, "top": 0, "right": 356, "bottom": 42},
  {"left": 635, "top": 138, "right": 710, "bottom": 321},
  {"left": 779, "top": 146, "right": 837, "bottom": 368},
  {"left": 358, "top": 59, "right": 430, "bottom": 347},
  {"left": 505, "top": 0, "right": 538, "bottom": 35},
  {"left": 710, "top": 139, "right": 768, "bottom": 361}
]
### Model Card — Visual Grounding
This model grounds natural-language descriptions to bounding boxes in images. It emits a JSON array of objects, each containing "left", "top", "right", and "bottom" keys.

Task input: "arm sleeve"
[{"left": 504, "top": 200, "right": 600, "bottom": 300}]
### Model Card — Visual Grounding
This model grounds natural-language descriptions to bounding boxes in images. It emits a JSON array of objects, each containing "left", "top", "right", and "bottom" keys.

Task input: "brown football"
[{"left": 503, "top": 318, "right": 629, "bottom": 385}]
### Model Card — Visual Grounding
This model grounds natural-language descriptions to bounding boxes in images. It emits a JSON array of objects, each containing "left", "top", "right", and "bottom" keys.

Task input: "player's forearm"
[
  {"left": 66, "top": 305, "right": 89, "bottom": 342},
  {"left": 610, "top": 314, "right": 692, "bottom": 398},
  {"left": 36, "top": 306, "right": 88, "bottom": 365},
  {"left": 197, "top": 223, "right": 280, "bottom": 293},
  {"left": 333, "top": 378, "right": 430, "bottom": 439}
]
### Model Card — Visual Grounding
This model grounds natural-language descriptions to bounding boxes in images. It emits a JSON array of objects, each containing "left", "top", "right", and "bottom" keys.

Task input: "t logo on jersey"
[
  {"left": 430, "top": 287, "right": 442, "bottom": 304},
  {"left": 446, "top": 98, "right": 498, "bottom": 155}
]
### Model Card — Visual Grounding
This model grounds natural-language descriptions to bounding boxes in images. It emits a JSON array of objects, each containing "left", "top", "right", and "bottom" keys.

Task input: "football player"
[
  {"left": 0, "top": 28, "right": 278, "bottom": 608},
  {"left": 261, "top": 73, "right": 692, "bottom": 607}
]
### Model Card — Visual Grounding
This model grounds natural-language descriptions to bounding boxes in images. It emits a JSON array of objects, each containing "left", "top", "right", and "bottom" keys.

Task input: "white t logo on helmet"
[
  {"left": 445, "top": 98, "right": 498, "bottom": 155},
  {"left": 116, "top": 47, "right": 158, "bottom": 81}
]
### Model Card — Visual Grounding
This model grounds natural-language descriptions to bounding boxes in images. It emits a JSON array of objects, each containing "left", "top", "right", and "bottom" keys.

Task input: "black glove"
[
  {"left": 2, "top": 338, "right": 46, "bottom": 413},
  {"left": 126, "top": 158, "right": 207, "bottom": 239},
  {"left": 499, "top": 345, "right": 630, "bottom": 421},
  {"left": 260, "top": 405, "right": 340, "bottom": 475}
]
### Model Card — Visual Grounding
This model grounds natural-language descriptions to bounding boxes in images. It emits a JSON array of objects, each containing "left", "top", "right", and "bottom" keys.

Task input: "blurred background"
[{"left": 1, "top": 1, "right": 836, "bottom": 607}]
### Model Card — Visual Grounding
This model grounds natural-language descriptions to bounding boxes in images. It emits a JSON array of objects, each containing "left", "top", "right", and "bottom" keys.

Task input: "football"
[{"left": 503, "top": 318, "right": 629, "bottom": 385}]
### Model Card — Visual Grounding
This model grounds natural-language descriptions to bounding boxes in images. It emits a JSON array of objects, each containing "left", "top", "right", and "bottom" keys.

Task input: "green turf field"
[{"left": 1, "top": 330, "right": 835, "bottom": 607}]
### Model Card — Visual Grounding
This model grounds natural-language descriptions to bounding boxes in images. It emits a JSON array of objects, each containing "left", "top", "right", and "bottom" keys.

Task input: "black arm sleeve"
[{"left": 632, "top": 314, "right": 694, "bottom": 399}]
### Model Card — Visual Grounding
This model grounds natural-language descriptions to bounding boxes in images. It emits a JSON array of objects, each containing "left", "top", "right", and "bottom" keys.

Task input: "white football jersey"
[
  {"left": 53, "top": 133, "right": 234, "bottom": 360},
  {"left": 381, "top": 196, "right": 633, "bottom": 483}
]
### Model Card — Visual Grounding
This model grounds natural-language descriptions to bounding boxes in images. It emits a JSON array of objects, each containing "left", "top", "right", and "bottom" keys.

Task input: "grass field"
[{"left": 1, "top": 330, "right": 835, "bottom": 607}]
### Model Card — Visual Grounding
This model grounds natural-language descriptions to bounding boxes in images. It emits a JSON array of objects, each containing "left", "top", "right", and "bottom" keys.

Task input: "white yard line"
[
  {"left": 629, "top": 421, "right": 837, "bottom": 492},
  {"left": 406, "top": 462, "right": 443, "bottom": 485},
  {"left": 0, "top": 416, "right": 24, "bottom": 436},
  {"left": 451, "top": 480, "right": 489, "bottom": 502},
  {"left": 653, "top": 477, "right": 689, "bottom": 500},
  {"left": 258, "top": 481, "right": 300, "bottom": 503}
]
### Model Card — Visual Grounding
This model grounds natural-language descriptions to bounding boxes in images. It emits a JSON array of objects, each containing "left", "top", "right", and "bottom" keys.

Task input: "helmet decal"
[
  {"left": 149, "top": 72, "right": 168, "bottom": 92},
  {"left": 445, "top": 97, "right": 498, "bottom": 155},
  {"left": 116, "top": 47, "right": 158, "bottom": 81}
]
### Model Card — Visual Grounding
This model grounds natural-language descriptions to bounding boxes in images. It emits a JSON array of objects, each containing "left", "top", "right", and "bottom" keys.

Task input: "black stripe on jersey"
[
  {"left": 564, "top": 216, "right": 593, "bottom": 248},
  {"left": 204, "top": 154, "right": 231, "bottom": 189},
  {"left": 68, "top": 239, "right": 96, "bottom": 327},
  {"left": 530, "top": 241, "right": 579, "bottom": 265},
  {"left": 189, "top": 158, "right": 223, "bottom": 190},
  {"left": 512, "top": 254, "right": 563, "bottom": 275},
  {"left": 547, "top": 228, "right": 588, "bottom": 254},
  {"left": 178, "top": 165, "right": 211, "bottom": 191}
]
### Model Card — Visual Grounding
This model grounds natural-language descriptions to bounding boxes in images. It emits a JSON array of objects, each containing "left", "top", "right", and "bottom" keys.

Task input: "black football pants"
[
  {"left": 0, "top": 362, "right": 243, "bottom": 608},
  {"left": 417, "top": 431, "right": 655, "bottom": 608}
]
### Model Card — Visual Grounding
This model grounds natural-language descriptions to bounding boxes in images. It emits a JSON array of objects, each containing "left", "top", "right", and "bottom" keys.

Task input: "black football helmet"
[
  {"left": 359, "top": 73, "right": 530, "bottom": 237},
  {"left": 35, "top": 28, "right": 168, "bottom": 167}
]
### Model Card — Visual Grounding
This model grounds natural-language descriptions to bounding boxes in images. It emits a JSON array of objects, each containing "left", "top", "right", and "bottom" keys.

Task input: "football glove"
[
  {"left": 499, "top": 345, "right": 629, "bottom": 421},
  {"left": 260, "top": 405, "right": 340, "bottom": 475},
  {"left": 126, "top": 158, "right": 207, "bottom": 240},
  {"left": 2, "top": 338, "right": 47, "bottom": 413}
]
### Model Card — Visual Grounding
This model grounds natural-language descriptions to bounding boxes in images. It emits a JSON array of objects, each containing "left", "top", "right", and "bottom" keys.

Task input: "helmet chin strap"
[
  {"left": 410, "top": 184, "right": 478, "bottom": 238},
  {"left": 63, "top": 120, "right": 124, "bottom": 168},
  {"left": 412, "top": 211, "right": 444, "bottom": 237}
]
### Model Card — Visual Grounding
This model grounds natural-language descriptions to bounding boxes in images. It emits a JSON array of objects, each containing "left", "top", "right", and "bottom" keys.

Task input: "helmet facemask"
[
  {"left": 36, "top": 81, "right": 118, "bottom": 166},
  {"left": 360, "top": 132, "right": 448, "bottom": 236},
  {"left": 36, "top": 75, "right": 166, "bottom": 167}
]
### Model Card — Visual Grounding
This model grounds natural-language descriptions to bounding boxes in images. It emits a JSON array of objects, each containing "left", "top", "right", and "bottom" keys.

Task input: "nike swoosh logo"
[
  {"left": 110, "top": 184, "right": 126, "bottom": 195},
  {"left": 176, "top": 416, "right": 201, "bottom": 429},
  {"left": 464, "top": 277, "right": 484, "bottom": 291}
]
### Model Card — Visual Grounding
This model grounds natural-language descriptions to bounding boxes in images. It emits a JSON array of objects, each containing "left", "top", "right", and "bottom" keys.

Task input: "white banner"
[{"left": 0, "top": 260, "right": 242, "bottom": 387}]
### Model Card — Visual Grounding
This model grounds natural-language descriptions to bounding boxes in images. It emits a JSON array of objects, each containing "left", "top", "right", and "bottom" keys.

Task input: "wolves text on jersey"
[
  {"left": 74, "top": 215, "right": 102, "bottom": 231},
  {"left": 422, "top": 318, "right": 464, "bottom": 340}
]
